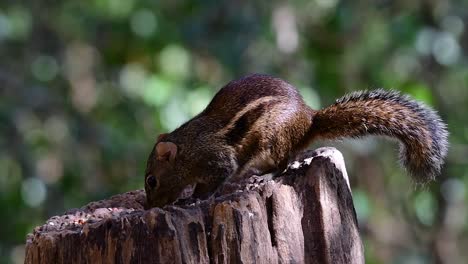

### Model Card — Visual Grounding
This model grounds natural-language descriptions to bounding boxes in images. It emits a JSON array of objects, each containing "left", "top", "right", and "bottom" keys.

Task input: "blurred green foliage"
[{"left": 0, "top": 1, "right": 467, "bottom": 263}]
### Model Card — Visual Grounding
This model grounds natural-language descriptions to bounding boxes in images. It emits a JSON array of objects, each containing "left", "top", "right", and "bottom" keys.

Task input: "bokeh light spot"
[
  {"left": 31, "top": 55, "right": 59, "bottom": 82},
  {"left": 44, "top": 116, "right": 69, "bottom": 144},
  {"left": 0, "top": 13, "right": 12, "bottom": 40},
  {"left": 21, "top": 177, "right": 47, "bottom": 208},
  {"left": 185, "top": 86, "right": 212, "bottom": 116},
  {"left": 158, "top": 45, "right": 191, "bottom": 80},
  {"left": 36, "top": 154, "right": 63, "bottom": 184},
  {"left": 64, "top": 42, "right": 98, "bottom": 113},
  {"left": 273, "top": 5, "right": 299, "bottom": 54},
  {"left": 130, "top": 9, "right": 157, "bottom": 38},
  {"left": 432, "top": 32, "right": 460, "bottom": 66},
  {"left": 7, "top": 6, "right": 32, "bottom": 40},
  {"left": 415, "top": 28, "right": 436, "bottom": 55},
  {"left": 141, "top": 75, "right": 173, "bottom": 107},
  {"left": 95, "top": 0, "right": 135, "bottom": 18},
  {"left": 413, "top": 192, "right": 436, "bottom": 226},
  {"left": 315, "top": 0, "right": 338, "bottom": 9},
  {"left": 442, "top": 16, "right": 464, "bottom": 37},
  {"left": 161, "top": 98, "right": 189, "bottom": 131},
  {"left": 119, "top": 63, "right": 147, "bottom": 97}
]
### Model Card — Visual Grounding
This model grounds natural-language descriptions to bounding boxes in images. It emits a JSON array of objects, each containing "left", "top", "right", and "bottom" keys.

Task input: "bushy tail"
[{"left": 310, "top": 89, "right": 448, "bottom": 183}]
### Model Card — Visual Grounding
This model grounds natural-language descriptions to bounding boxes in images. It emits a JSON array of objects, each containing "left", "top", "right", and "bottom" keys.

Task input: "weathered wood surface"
[{"left": 24, "top": 147, "right": 364, "bottom": 264}]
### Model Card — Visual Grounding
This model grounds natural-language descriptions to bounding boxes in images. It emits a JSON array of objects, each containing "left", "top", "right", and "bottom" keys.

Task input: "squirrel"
[{"left": 145, "top": 74, "right": 448, "bottom": 208}]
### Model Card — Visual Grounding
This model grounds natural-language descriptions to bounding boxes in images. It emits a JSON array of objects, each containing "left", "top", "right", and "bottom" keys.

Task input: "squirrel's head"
[{"left": 145, "top": 134, "right": 188, "bottom": 208}]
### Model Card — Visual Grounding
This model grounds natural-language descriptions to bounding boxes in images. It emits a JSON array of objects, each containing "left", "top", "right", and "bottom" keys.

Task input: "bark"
[{"left": 24, "top": 147, "right": 364, "bottom": 264}]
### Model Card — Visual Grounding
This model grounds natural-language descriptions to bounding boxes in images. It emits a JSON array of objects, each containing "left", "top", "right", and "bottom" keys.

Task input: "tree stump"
[{"left": 24, "top": 147, "right": 364, "bottom": 264}]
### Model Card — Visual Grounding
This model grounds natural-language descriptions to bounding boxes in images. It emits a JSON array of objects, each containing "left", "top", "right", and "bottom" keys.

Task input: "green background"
[{"left": 1, "top": 1, "right": 466, "bottom": 263}]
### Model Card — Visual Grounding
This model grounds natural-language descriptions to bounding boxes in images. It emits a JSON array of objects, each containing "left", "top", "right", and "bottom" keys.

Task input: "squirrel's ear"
[
  {"left": 156, "top": 142, "right": 177, "bottom": 163},
  {"left": 157, "top": 133, "right": 169, "bottom": 142}
]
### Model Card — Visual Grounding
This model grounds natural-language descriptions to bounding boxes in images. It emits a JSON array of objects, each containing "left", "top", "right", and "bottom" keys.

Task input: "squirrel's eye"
[{"left": 146, "top": 175, "right": 158, "bottom": 188}]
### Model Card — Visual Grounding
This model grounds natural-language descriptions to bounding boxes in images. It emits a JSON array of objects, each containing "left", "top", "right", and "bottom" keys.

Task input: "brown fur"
[{"left": 145, "top": 74, "right": 448, "bottom": 208}]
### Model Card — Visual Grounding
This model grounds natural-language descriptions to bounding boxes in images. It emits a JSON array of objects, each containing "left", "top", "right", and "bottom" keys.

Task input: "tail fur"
[{"left": 310, "top": 89, "right": 448, "bottom": 183}]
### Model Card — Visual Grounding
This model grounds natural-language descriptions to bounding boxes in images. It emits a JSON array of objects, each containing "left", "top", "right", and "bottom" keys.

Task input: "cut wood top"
[{"left": 25, "top": 147, "right": 364, "bottom": 264}]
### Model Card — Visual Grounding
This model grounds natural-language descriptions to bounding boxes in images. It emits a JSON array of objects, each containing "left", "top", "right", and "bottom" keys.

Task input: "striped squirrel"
[{"left": 145, "top": 74, "right": 448, "bottom": 208}]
